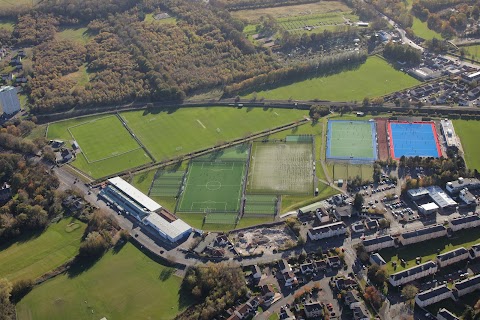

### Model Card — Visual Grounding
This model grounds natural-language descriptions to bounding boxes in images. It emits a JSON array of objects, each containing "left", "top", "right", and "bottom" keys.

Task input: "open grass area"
[
  {"left": 453, "top": 120, "right": 480, "bottom": 171},
  {"left": 26, "top": 124, "right": 47, "bottom": 140},
  {"left": 463, "top": 44, "right": 480, "bottom": 61},
  {"left": 17, "top": 242, "right": 190, "bottom": 320},
  {"left": 411, "top": 16, "right": 444, "bottom": 40},
  {"left": 0, "top": 218, "right": 86, "bottom": 282},
  {"left": 244, "top": 56, "right": 420, "bottom": 101},
  {"left": 130, "top": 169, "right": 157, "bottom": 194},
  {"left": 278, "top": 12, "right": 359, "bottom": 34},
  {"left": 281, "top": 184, "right": 338, "bottom": 213},
  {"left": 121, "top": 107, "right": 307, "bottom": 162},
  {"left": 144, "top": 13, "right": 177, "bottom": 24},
  {"left": 380, "top": 228, "right": 480, "bottom": 275},
  {"left": 328, "top": 162, "right": 374, "bottom": 180},
  {"left": 0, "top": 19, "right": 15, "bottom": 31},
  {"left": 0, "top": 0, "right": 36, "bottom": 10},
  {"left": 56, "top": 27, "right": 91, "bottom": 44},
  {"left": 62, "top": 64, "right": 90, "bottom": 89},
  {"left": 47, "top": 115, "right": 151, "bottom": 178}
]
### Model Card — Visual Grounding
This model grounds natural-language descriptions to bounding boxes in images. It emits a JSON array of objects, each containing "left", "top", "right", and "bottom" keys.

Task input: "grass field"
[
  {"left": 277, "top": 12, "right": 359, "bottom": 34},
  {"left": 17, "top": 242, "right": 190, "bottom": 320},
  {"left": 329, "top": 162, "right": 374, "bottom": 180},
  {"left": 327, "top": 120, "right": 376, "bottom": 160},
  {"left": 248, "top": 142, "right": 313, "bottom": 195},
  {"left": 177, "top": 160, "right": 246, "bottom": 213},
  {"left": 61, "top": 64, "right": 90, "bottom": 89},
  {"left": 452, "top": 120, "right": 480, "bottom": 171},
  {"left": 244, "top": 56, "right": 420, "bottom": 101},
  {"left": 411, "top": 16, "right": 444, "bottom": 40},
  {"left": 380, "top": 228, "right": 480, "bottom": 275},
  {"left": 131, "top": 170, "right": 157, "bottom": 194},
  {"left": 0, "top": 218, "right": 86, "bottom": 282},
  {"left": 56, "top": 27, "right": 91, "bottom": 44},
  {"left": 47, "top": 116, "right": 151, "bottom": 178},
  {"left": 121, "top": 107, "right": 307, "bottom": 162},
  {"left": 463, "top": 44, "right": 480, "bottom": 61},
  {"left": 244, "top": 194, "right": 277, "bottom": 216},
  {"left": 144, "top": 13, "right": 177, "bottom": 24},
  {"left": 150, "top": 167, "right": 185, "bottom": 197},
  {"left": 281, "top": 185, "right": 338, "bottom": 213}
]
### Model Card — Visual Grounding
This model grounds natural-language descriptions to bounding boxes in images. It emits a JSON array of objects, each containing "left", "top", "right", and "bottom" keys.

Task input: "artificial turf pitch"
[
  {"left": 326, "top": 120, "right": 376, "bottom": 161},
  {"left": 177, "top": 160, "right": 246, "bottom": 213}
]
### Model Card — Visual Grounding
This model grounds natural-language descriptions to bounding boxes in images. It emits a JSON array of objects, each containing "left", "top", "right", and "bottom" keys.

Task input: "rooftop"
[
  {"left": 108, "top": 177, "right": 161, "bottom": 212},
  {"left": 390, "top": 261, "right": 437, "bottom": 281},
  {"left": 145, "top": 213, "right": 191, "bottom": 240},
  {"left": 363, "top": 235, "right": 394, "bottom": 246},
  {"left": 453, "top": 273, "right": 480, "bottom": 291},
  {"left": 426, "top": 186, "right": 457, "bottom": 208},
  {"left": 450, "top": 215, "right": 480, "bottom": 226},
  {"left": 401, "top": 225, "right": 446, "bottom": 239},
  {"left": 407, "top": 187, "right": 429, "bottom": 198},
  {"left": 447, "top": 178, "right": 480, "bottom": 190},
  {"left": 437, "top": 308, "right": 460, "bottom": 320},
  {"left": 416, "top": 285, "right": 450, "bottom": 301},
  {"left": 309, "top": 222, "right": 346, "bottom": 235},
  {"left": 419, "top": 202, "right": 439, "bottom": 211},
  {"left": 437, "top": 247, "right": 468, "bottom": 261}
]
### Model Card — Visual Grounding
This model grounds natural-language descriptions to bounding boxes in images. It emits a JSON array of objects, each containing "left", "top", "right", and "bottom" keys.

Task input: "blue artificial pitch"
[{"left": 388, "top": 121, "right": 441, "bottom": 159}]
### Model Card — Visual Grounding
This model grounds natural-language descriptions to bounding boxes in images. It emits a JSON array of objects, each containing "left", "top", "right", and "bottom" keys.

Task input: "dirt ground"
[{"left": 230, "top": 224, "right": 297, "bottom": 255}]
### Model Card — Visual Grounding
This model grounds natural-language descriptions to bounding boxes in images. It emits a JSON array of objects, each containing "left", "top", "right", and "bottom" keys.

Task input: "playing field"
[
  {"left": 150, "top": 168, "right": 185, "bottom": 197},
  {"left": 0, "top": 218, "right": 86, "bottom": 282},
  {"left": 411, "top": 16, "right": 444, "bottom": 40},
  {"left": 244, "top": 194, "right": 277, "bottom": 216},
  {"left": 463, "top": 45, "right": 480, "bottom": 61},
  {"left": 121, "top": 107, "right": 306, "bottom": 162},
  {"left": 388, "top": 121, "right": 441, "bottom": 159},
  {"left": 453, "top": 120, "right": 480, "bottom": 171},
  {"left": 248, "top": 142, "right": 313, "bottom": 195},
  {"left": 330, "top": 162, "right": 374, "bottom": 180},
  {"left": 243, "top": 56, "right": 420, "bottom": 101},
  {"left": 177, "top": 159, "right": 246, "bottom": 213},
  {"left": 47, "top": 116, "right": 151, "bottom": 178},
  {"left": 326, "top": 120, "right": 377, "bottom": 161},
  {"left": 16, "top": 242, "right": 190, "bottom": 320}
]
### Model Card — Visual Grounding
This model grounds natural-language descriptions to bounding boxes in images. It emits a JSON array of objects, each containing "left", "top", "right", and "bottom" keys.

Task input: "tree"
[
  {"left": 353, "top": 193, "right": 364, "bottom": 211},
  {"left": 401, "top": 284, "right": 418, "bottom": 300},
  {"left": 362, "top": 97, "right": 370, "bottom": 107},
  {"left": 0, "top": 278, "right": 14, "bottom": 320},
  {"left": 364, "top": 285, "right": 382, "bottom": 309}
]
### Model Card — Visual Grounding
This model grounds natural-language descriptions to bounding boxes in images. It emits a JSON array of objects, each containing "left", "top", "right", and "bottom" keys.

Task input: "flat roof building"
[
  {"left": 418, "top": 202, "right": 439, "bottom": 215},
  {"left": 446, "top": 177, "right": 480, "bottom": 194},
  {"left": 101, "top": 177, "right": 191, "bottom": 243},
  {"left": 0, "top": 86, "right": 20, "bottom": 115},
  {"left": 407, "top": 187, "right": 429, "bottom": 200},
  {"left": 426, "top": 186, "right": 457, "bottom": 208},
  {"left": 440, "top": 119, "right": 461, "bottom": 149}
]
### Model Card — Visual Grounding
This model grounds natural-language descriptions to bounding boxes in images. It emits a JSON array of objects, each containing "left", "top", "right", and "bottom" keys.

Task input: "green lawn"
[
  {"left": 463, "top": 44, "right": 480, "bottom": 61},
  {"left": 56, "top": 27, "right": 91, "bottom": 44},
  {"left": 327, "top": 120, "right": 375, "bottom": 159},
  {"left": 244, "top": 56, "right": 420, "bottom": 101},
  {"left": 453, "top": 120, "right": 480, "bottom": 171},
  {"left": 48, "top": 115, "right": 151, "bottom": 178},
  {"left": 0, "top": 218, "right": 86, "bottom": 282},
  {"left": 411, "top": 16, "right": 444, "bottom": 40},
  {"left": 281, "top": 184, "right": 338, "bottom": 213},
  {"left": 0, "top": 19, "right": 15, "bottom": 31},
  {"left": 144, "top": 13, "right": 177, "bottom": 24},
  {"left": 380, "top": 228, "right": 480, "bottom": 274},
  {"left": 17, "top": 242, "right": 190, "bottom": 320},
  {"left": 121, "top": 107, "right": 307, "bottom": 162},
  {"left": 130, "top": 169, "right": 157, "bottom": 194}
]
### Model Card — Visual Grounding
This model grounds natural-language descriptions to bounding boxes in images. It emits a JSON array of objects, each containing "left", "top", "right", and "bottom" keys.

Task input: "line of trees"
[{"left": 383, "top": 42, "right": 422, "bottom": 65}]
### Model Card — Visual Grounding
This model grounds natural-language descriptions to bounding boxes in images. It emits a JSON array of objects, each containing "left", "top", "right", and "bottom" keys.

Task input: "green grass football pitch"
[
  {"left": 177, "top": 161, "right": 246, "bottom": 213},
  {"left": 16, "top": 242, "right": 190, "bottom": 320},
  {"left": 120, "top": 107, "right": 307, "bottom": 161},
  {"left": 0, "top": 218, "right": 86, "bottom": 282},
  {"left": 47, "top": 116, "right": 151, "bottom": 178},
  {"left": 243, "top": 56, "right": 420, "bottom": 101},
  {"left": 327, "top": 120, "right": 375, "bottom": 160},
  {"left": 453, "top": 120, "right": 480, "bottom": 171}
]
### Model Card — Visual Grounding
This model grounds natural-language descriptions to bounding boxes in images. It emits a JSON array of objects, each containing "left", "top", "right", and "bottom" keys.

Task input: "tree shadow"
[
  {"left": 142, "top": 105, "right": 180, "bottom": 116},
  {"left": 159, "top": 267, "right": 175, "bottom": 281},
  {"left": 112, "top": 239, "right": 127, "bottom": 254},
  {"left": 66, "top": 254, "right": 102, "bottom": 278},
  {"left": 0, "top": 227, "right": 46, "bottom": 251}
]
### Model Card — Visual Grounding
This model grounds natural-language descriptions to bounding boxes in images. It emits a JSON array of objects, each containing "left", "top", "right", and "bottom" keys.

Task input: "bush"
[{"left": 10, "top": 279, "right": 34, "bottom": 303}]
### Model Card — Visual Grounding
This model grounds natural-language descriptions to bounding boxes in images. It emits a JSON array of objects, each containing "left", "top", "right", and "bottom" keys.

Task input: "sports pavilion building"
[{"left": 100, "top": 177, "right": 192, "bottom": 243}]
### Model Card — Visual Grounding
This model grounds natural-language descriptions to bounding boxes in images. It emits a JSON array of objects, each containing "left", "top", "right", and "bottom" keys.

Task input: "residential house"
[
  {"left": 283, "top": 271, "right": 298, "bottom": 287},
  {"left": 399, "top": 225, "right": 447, "bottom": 246},
  {"left": 415, "top": 285, "right": 452, "bottom": 307},
  {"left": 327, "top": 256, "right": 342, "bottom": 268},
  {"left": 251, "top": 265, "right": 262, "bottom": 280},
  {"left": 449, "top": 215, "right": 480, "bottom": 232},
  {"left": 436, "top": 247, "right": 469, "bottom": 268},
  {"left": 335, "top": 277, "right": 357, "bottom": 291},
  {"left": 260, "top": 284, "right": 275, "bottom": 306},
  {"left": 233, "top": 304, "right": 251, "bottom": 319},
  {"left": 353, "top": 302, "right": 370, "bottom": 320},
  {"left": 370, "top": 253, "right": 386, "bottom": 266},
  {"left": 365, "top": 219, "right": 379, "bottom": 230},
  {"left": 304, "top": 301, "right": 323, "bottom": 319},
  {"left": 315, "top": 259, "right": 328, "bottom": 271},
  {"left": 461, "top": 71, "right": 480, "bottom": 84},
  {"left": 227, "top": 314, "right": 241, "bottom": 320},
  {"left": 389, "top": 261, "right": 438, "bottom": 286},
  {"left": 300, "top": 262, "right": 315, "bottom": 275},
  {"left": 279, "top": 259, "right": 292, "bottom": 273},
  {"left": 307, "top": 222, "right": 347, "bottom": 240},
  {"left": 215, "top": 234, "right": 229, "bottom": 246},
  {"left": 316, "top": 207, "right": 330, "bottom": 223},
  {"left": 344, "top": 290, "right": 362, "bottom": 308},
  {"left": 246, "top": 296, "right": 261, "bottom": 310},
  {"left": 437, "top": 308, "right": 460, "bottom": 320},
  {"left": 362, "top": 235, "right": 395, "bottom": 252},
  {"left": 468, "top": 87, "right": 480, "bottom": 99},
  {"left": 453, "top": 274, "right": 480, "bottom": 298},
  {"left": 469, "top": 243, "right": 480, "bottom": 260}
]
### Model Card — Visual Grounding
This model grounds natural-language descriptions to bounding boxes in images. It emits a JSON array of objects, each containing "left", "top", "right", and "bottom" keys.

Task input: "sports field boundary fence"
[{"left": 116, "top": 113, "right": 156, "bottom": 162}]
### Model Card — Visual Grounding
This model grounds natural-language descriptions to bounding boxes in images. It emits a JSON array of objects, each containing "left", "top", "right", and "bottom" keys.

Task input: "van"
[{"left": 315, "top": 188, "right": 319, "bottom": 196}]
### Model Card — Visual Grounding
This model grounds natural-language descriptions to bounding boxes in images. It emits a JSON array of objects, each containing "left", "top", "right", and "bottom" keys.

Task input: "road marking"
[{"left": 196, "top": 119, "right": 206, "bottom": 129}]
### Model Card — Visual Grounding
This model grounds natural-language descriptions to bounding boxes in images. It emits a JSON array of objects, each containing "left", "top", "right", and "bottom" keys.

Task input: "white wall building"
[
  {"left": 389, "top": 261, "right": 438, "bottom": 287},
  {"left": 307, "top": 221, "right": 346, "bottom": 240},
  {"left": 436, "top": 247, "right": 469, "bottom": 268},
  {"left": 399, "top": 225, "right": 447, "bottom": 246},
  {"left": 449, "top": 215, "right": 480, "bottom": 232},
  {"left": 362, "top": 235, "right": 395, "bottom": 252},
  {"left": 469, "top": 243, "right": 480, "bottom": 259},
  {"left": 0, "top": 86, "right": 20, "bottom": 115},
  {"left": 453, "top": 274, "right": 480, "bottom": 298},
  {"left": 415, "top": 285, "right": 452, "bottom": 307},
  {"left": 440, "top": 119, "right": 461, "bottom": 150}
]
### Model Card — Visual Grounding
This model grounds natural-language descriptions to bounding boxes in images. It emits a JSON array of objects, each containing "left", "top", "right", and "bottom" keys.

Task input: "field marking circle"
[{"left": 206, "top": 181, "right": 221, "bottom": 190}]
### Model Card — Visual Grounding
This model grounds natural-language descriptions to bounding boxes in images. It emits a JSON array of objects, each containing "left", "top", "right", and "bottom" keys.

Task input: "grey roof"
[
  {"left": 450, "top": 215, "right": 480, "bottom": 226},
  {"left": 454, "top": 274, "right": 480, "bottom": 291},
  {"left": 426, "top": 186, "right": 457, "bottom": 208},
  {"left": 304, "top": 301, "right": 322, "bottom": 313},
  {"left": 471, "top": 243, "right": 480, "bottom": 252},
  {"left": 437, "top": 308, "right": 459, "bottom": 320},
  {"left": 447, "top": 178, "right": 480, "bottom": 190},
  {"left": 402, "top": 225, "right": 446, "bottom": 239},
  {"left": 407, "top": 187, "right": 429, "bottom": 198},
  {"left": 309, "top": 222, "right": 346, "bottom": 235},
  {"left": 437, "top": 247, "right": 468, "bottom": 261},
  {"left": 363, "top": 235, "right": 394, "bottom": 247},
  {"left": 390, "top": 261, "right": 437, "bottom": 281},
  {"left": 370, "top": 253, "right": 386, "bottom": 265},
  {"left": 416, "top": 285, "right": 450, "bottom": 301}
]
